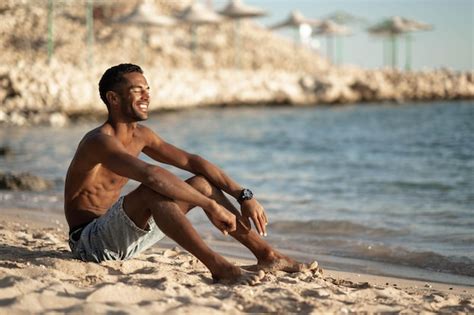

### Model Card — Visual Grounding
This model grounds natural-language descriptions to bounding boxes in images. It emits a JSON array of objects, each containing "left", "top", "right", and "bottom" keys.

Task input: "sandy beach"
[{"left": 0, "top": 208, "right": 472, "bottom": 314}]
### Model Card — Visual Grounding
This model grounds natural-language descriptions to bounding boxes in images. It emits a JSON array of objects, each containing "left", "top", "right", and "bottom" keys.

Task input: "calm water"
[{"left": 1, "top": 101, "right": 473, "bottom": 283}]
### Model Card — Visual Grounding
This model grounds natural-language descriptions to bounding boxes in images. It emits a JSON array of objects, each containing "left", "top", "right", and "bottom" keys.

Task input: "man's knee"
[
  {"left": 186, "top": 175, "right": 213, "bottom": 196},
  {"left": 129, "top": 184, "right": 185, "bottom": 215},
  {"left": 134, "top": 184, "right": 161, "bottom": 200}
]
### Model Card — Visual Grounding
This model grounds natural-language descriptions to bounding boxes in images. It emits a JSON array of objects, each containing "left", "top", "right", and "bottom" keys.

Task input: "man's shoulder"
[
  {"left": 135, "top": 124, "right": 161, "bottom": 141},
  {"left": 79, "top": 126, "right": 117, "bottom": 150}
]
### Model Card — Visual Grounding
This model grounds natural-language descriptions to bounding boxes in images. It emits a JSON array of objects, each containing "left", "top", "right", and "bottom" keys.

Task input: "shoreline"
[
  {"left": 1, "top": 206, "right": 473, "bottom": 290},
  {"left": 1, "top": 64, "right": 473, "bottom": 127}
]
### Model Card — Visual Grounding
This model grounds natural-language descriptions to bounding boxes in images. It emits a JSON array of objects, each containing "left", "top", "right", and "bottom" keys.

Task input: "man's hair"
[{"left": 98, "top": 63, "right": 143, "bottom": 107}]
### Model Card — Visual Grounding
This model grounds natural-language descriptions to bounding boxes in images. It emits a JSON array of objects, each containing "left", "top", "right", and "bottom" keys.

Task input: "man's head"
[{"left": 98, "top": 63, "right": 150, "bottom": 121}]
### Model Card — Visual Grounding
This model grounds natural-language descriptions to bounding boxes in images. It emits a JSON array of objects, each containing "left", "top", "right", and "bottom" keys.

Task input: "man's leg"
[
  {"left": 184, "top": 176, "right": 307, "bottom": 272},
  {"left": 123, "top": 184, "right": 253, "bottom": 282}
]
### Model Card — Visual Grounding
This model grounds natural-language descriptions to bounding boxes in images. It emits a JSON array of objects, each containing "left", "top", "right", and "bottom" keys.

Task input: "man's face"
[{"left": 116, "top": 72, "right": 150, "bottom": 122}]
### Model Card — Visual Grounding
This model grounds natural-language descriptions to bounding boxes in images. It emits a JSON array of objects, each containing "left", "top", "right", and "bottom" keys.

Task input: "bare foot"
[
  {"left": 245, "top": 251, "right": 319, "bottom": 273},
  {"left": 212, "top": 266, "right": 265, "bottom": 285}
]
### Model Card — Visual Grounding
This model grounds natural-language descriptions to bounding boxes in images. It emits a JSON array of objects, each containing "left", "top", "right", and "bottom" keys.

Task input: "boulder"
[{"left": 0, "top": 172, "right": 53, "bottom": 191}]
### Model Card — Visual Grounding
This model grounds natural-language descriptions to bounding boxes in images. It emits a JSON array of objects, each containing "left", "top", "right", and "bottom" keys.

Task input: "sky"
[{"left": 212, "top": 0, "right": 474, "bottom": 70}]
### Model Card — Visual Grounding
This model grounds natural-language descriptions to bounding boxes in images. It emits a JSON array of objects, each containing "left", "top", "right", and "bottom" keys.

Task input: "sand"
[{"left": 0, "top": 209, "right": 472, "bottom": 314}]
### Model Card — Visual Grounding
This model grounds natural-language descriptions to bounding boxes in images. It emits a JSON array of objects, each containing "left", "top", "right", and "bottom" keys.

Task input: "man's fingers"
[
  {"left": 242, "top": 216, "right": 252, "bottom": 230},
  {"left": 259, "top": 214, "right": 267, "bottom": 235},
  {"left": 229, "top": 218, "right": 237, "bottom": 232},
  {"left": 252, "top": 215, "right": 264, "bottom": 236}
]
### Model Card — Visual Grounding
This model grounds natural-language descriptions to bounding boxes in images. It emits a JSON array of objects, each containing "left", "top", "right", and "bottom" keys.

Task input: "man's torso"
[{"left": 64, "top": 123, "right": 148, "bottom": 229}]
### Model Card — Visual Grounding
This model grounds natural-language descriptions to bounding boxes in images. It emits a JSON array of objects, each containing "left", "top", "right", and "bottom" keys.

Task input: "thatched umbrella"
[
  {"left": 270, "top": 10, "right": 320, "bottom": 45},
  {"left": 219, "top": 0, "right": 266, "bottom": 67},
  {"left": 325, "top": 10, "right": 367, "bottom": 64},
  {"left": 368, "top": 16, "right": 432, "bottom": 69},
  {"left": 399, "top": 18, "right": 432, "bottom": 70},
  {"left": 177, "top": 2, "right": 223, "bottom": 52},
  {"left": 325, "top": 10, "right": 368, "bottom": 26},
  {"left": 115, "top": 1, "right": 176, "bottom": 64},
  {"left": 313, "top": 20, "right": 351, "bottom": 64}
]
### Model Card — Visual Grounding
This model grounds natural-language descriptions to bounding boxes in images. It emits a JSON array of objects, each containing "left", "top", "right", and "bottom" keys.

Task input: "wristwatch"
[{"left": 238, "top": 188, "right": 254, "bottom": 203}]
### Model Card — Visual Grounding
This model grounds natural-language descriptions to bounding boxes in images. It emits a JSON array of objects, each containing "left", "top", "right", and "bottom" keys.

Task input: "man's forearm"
[{"left": 189, "top": 156, "right": 243, "bottom": 200}]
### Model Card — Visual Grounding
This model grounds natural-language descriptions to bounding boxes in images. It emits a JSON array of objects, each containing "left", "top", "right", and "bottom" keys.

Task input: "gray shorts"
[{"left": 68, "top": 196, "right": 165, "bottom": 263}]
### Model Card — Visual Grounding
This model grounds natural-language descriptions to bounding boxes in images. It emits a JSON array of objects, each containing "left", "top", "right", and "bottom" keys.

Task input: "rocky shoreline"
[
  {"left": 1, "top": 62, "right": 473, "bottom": 126},
  {"left": 1, "top": 0, "right": 473, "bottom": 126}
]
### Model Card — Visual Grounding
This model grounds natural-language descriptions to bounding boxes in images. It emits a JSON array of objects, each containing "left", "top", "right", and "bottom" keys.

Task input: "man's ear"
[{"left": 106, "top": 91, "right": 119, "bottom": 106}]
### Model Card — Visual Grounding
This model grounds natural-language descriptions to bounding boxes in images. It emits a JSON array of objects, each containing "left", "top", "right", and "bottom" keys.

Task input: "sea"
[{"left": 1, "top": 101, "right": 473, "bottom": 286}]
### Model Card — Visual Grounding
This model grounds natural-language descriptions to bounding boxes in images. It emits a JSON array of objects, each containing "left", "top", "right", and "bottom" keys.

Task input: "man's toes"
[{"left": 239, "top": 270, "right": 265, "bottom": 286}]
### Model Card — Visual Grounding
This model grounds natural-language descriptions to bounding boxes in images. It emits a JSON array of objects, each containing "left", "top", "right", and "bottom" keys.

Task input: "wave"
[
  {"left": 336, "top": 243, "right": 474, "bottom": 277},
  {"left": 383, "top": 180, "right": 454, "bottom": 192},
  {"left": 269, "top": 219, "right": 408, "bottom": 237},
  {"left": 267, "top": 219, "right": 474, "bottom": 277}
]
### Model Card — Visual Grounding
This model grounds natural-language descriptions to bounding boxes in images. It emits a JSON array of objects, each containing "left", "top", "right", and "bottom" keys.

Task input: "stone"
[{"left": 0, "top": 172, "right": 53, "bottom": 191}]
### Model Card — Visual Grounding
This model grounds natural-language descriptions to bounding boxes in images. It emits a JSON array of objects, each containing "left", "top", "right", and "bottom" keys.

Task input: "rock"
[
  {"left": 0, "top": 146, "right": 12, "bottom": 157},
  {"left": 0, "top": 172, "right": 53, "bottom": 191}
]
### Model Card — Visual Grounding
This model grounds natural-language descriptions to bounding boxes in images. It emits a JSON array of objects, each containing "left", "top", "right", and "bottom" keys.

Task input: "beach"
[
  {"left": 1, "top": 1, "right": 473, "bottom": 313},
  {"left": 0, "top": 207, "right": 472, "bottom": 314}
]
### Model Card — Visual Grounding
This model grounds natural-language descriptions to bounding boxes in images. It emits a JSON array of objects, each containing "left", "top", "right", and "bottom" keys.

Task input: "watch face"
[{"left": 242, "top": 189, "right": 253, "bottom": 200}]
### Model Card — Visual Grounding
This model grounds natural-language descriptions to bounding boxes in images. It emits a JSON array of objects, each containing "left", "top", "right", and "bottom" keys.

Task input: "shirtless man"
[{"left": 64, "top": 63, "right": 307, "bottom": 283}]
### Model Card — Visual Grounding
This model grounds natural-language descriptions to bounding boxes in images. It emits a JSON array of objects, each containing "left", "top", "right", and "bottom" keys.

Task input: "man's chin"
[{"left": 133, "top": 112, "right": 148, "bottom": 121}]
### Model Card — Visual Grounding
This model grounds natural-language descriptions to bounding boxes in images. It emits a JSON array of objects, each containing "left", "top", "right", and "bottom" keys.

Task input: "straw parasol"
[
  {"left": 270, "top": 10, "right": 320, "bottom": 46},
  {"left": 398, "top": 18, "right": 432, "bottom": 70},
  {"left": 219, "top": 0, "right": 266, "bottom": 18},
  {"left": 177, "top": 2, "right": 223, "bottom": 52},
  {"left": 219, "top": 0, "right": 266, "bottom": 67},
  {"left": 325, "top": 10, "right": 366, "bottom": 65},
  {"left": 368, "top": 16, "right": 432, "bottom": 69},
  {"left": 325, "top": 10, "right": 368, "bottom": 26},
  {"left": 115, "top": 0, "right": 176, "bottom": 64},
  {"left": 313, "top": 20, "right": 351, "bottom": 64},
  {"left": 271, "top": 10, "right": 320, "bottom": 31}
]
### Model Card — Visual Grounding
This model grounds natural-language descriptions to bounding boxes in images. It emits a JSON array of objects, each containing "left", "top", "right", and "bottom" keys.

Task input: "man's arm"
[
  {"left": 85, "top": 133, "right": 236, "bottom": 234},
  {"left": 142, "top": 127, "right": 268, "bottom": 235}
]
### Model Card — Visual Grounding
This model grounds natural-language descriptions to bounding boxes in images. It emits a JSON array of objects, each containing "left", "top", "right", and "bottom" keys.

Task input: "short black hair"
[{"left": 98, "top": 63, "right": 143, "bottom": 107}]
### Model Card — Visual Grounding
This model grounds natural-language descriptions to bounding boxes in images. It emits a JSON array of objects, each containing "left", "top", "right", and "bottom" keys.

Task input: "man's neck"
[{"left": 105, "top": 116, "right": 138, "bottom": 141}]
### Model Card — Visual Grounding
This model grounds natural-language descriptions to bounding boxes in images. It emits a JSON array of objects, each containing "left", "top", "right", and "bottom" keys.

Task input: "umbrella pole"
[
  {"left": 391, "top": 34, "right": 398, "bottom": 69},
  {"left": 336, "top": 37, "right": 343, "bottom": 65},
  {"left": 191, "top": 24, "right": 197, "bottom": 53},
  {"left": 405, "top": 34, "right": 412, "bottom": 71},
  {"left": 47, "top": 0, "right": 54, "bottom": 63},
  {"left": 234, "top": 19, "right": 241, "bottom": 69},
  {"left": 86, "top": 0, "right": 94, "bottom": 67},
  {"left": 326, "top": 36, "right": 334, "bottom": 63},
  {"left": 382, "top": 38, "right": 387, "bottom": 67},
  {"left": 141, "top": 29, "right": 147, "bottom": 65}
]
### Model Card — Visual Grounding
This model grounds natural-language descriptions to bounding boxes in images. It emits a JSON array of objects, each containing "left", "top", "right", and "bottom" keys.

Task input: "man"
[{"left": 64, "top": 63, "right": 308, "bottom": 283}]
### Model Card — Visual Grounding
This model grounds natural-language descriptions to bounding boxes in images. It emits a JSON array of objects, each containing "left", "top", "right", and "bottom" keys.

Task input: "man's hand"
[
  {"left": 206, "top": 201, "right": 237, "bottom": 236},
  {"left": 240, "top": 199, "right": 268, "bottom": 236}
]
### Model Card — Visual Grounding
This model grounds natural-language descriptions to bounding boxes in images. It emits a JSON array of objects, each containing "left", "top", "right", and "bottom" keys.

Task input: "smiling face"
[{"left": 116, "top": 72, "right": 150, "bottom": 122}]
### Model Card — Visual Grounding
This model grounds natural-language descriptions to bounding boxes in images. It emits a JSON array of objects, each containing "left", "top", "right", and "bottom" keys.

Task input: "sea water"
[{"left": 1, "top": 101, "right": 473, "bottom": 284}]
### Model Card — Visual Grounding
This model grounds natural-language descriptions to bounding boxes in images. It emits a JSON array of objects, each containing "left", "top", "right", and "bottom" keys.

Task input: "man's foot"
[
  {"left": 212, "top": 265, "right": 265, "bottom": 285},
  {"left": 245, "top": 250, "right": 318, "bottom": 273}
]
